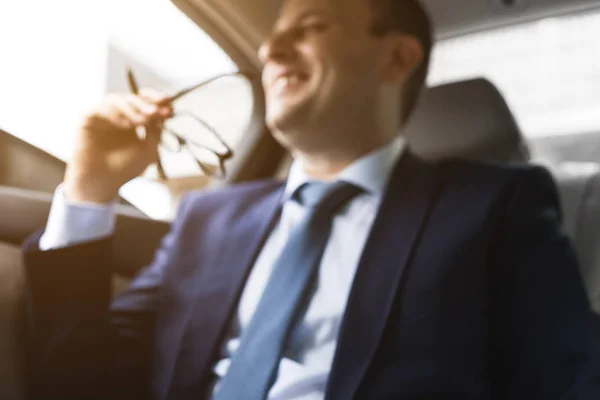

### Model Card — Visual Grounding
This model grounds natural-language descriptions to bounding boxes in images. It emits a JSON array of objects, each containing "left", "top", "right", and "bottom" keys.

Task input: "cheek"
[
  {"left": 301, "top": 38, "right": 374, "bottom": 96},
  {"left": 321, "top": 50, "right": 372, "bottom": 97},
  {"left": 331, "top": 41, "right": 375, "bottom": 78}
]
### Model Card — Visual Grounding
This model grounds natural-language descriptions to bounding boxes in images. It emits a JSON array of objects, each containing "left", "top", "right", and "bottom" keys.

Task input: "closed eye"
[
  {"left": 300, "top": 20, "right": 329, "bottom": 33},
  {"left": 292, "top": 11, "right": 334, "bottom": 37}
]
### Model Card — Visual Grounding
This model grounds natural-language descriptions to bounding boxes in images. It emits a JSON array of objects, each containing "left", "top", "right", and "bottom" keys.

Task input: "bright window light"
[{"left": 429, "top": 10, "right": 600, "bottom": 138}]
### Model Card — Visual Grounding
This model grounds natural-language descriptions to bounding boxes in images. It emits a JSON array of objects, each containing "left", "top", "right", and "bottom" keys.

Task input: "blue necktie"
[{"left": 213, "top": 181, "right": 362, "bottom": 400}]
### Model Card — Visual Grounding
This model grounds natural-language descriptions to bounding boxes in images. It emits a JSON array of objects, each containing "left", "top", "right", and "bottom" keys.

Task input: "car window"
[
  {"left": 428, "top": 10, "right": 600, "bottom": 162},
  {"left": 0, "top": 0, "right": 255, "bottom": 220}
]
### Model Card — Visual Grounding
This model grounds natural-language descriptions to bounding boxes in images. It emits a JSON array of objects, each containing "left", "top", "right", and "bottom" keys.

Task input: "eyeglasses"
[{"left": 126, "top": 68, "right": 254, "bottom": 180}]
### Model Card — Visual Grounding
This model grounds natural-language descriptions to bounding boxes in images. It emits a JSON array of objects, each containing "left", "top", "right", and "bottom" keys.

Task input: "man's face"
[{"left": 259, "top": 0, "right": 387, "bottom": 146}]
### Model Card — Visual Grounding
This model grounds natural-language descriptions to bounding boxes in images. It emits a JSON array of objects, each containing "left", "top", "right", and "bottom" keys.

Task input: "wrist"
[{"left": 63, "top": 171, "right": 119, "bottom": 204}]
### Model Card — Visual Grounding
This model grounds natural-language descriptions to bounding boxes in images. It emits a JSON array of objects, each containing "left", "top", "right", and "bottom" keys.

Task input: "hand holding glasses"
[
  {"left": 127, "top": 67, "right": 254, "bottom": 180},
  {"left": 62, "top": 68, "right": 254, "bottom": 204}
]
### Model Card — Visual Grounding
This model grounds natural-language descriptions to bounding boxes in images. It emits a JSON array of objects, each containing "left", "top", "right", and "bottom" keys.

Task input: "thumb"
[
  {"left": 142, "top": 126, "right": 161, "bottom": 164},
  {"left": 140, "top": 133, "right": 160, "bottom": 164}
]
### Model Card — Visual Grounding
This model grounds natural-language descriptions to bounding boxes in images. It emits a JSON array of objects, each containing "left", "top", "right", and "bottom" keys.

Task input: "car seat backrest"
[
  {"left": 552, "top": 163, "right": 600, "bottom": 313},
  {"left": 404, "top": 78, "right": 599, "bottom": 313},
  {"left": 0, "top": 242, "right": 27, "bottom": 400},
  {"left": 404, "top": 78, "right": 529, "bottom": 162}
]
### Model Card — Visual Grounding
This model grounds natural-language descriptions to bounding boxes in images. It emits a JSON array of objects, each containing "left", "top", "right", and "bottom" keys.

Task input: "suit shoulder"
[
  {"left": 435, "top": 158, "right": 556, "bottom": 190},
  {"left": 174, "top": 179, "right": 285, "bottom": 222},
  {"left": 430, "top": 158, "right": 563, "bottom": 227},
  {"left": 186, "top": 179, "right": 284, "bottom": 203}
]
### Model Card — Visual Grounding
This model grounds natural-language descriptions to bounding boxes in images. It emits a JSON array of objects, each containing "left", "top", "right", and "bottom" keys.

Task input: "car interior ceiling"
[{"left": 191, "top": 0, "right": 600, "bottom": 59}]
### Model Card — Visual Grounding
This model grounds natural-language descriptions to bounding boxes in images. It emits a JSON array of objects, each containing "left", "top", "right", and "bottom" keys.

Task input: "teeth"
[{"left": 278, "top": 75, "right": 300, "bottom": 86}]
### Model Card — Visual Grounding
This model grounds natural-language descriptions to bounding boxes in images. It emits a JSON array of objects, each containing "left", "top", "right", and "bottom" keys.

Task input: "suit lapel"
[
  {"left": 164, "top": 183, "right": 285, "bottom": 399},
  {"left": 325, "top": 153, "right": 442, "bottom": 400}
]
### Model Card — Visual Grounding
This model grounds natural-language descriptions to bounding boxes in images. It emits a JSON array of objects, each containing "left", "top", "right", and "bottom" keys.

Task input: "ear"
[{"left": 381, "top": 34, "right": 424, "bottom": 84}]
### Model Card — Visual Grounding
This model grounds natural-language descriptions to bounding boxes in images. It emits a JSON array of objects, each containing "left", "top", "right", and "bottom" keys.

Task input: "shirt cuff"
[{"left": 39, "top": 184, "right": 117, "bottom": 250}]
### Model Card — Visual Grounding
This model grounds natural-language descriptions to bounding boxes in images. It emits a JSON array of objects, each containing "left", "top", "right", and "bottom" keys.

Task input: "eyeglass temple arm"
[
  {"left": 174, "top": 112, "right": 234, "bottom": 157},
  {"left": 166, "top": 71, "right": 256, "bottom": 103}
]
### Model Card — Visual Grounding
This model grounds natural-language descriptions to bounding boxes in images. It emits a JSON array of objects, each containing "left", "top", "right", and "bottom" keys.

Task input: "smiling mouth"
[{"left": 272, "top": 73, "right": 309, "bottom": 96}]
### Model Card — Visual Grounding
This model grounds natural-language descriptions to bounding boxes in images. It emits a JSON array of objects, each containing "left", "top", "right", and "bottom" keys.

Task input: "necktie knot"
[{"left": 293, "top": 181, "right": 363, "bottom": 216}]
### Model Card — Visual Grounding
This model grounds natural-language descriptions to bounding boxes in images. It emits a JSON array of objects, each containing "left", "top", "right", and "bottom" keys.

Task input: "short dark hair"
[{"left": 368, "top": 0, "right": 433, "bottom": 124}]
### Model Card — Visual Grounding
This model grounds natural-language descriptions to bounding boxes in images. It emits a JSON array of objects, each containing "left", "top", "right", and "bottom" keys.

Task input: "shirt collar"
[{"left": 284, "top": 137, "right": 406, "bottom": 202}]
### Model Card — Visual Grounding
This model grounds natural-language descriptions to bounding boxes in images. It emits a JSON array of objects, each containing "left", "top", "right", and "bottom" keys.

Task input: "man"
[{"left": 24, "top": 0, "right": 599, "bottom": 398}]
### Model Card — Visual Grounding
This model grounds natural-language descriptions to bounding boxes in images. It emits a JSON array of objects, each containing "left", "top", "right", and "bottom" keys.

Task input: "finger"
[
  {"left": 143, "top": 125, "right": 162, "bottom": 150},
  {"left": 139, "top": 126, "right": 161, "bottom": 164},
  {"left": 125, "top": 94, "right": 159, "bottom": 116},
  {"left": 146, "top": 119, "right": 164, "bottom": 135},
  {"left": 130, "top": 120, "right": 164, "bottom": 142},
  {"left": 127, "top": 95, "right": 174, "bottom": 123},
  {"left": 110, "top": 109, "right": 138, "bottom": 131},
  {"left": 139, "top": 87, "right": 170, "bottom": 104},
  {"left": 111, "top": 96, "right": 148, "bottom": 126},
  {"left": 124, "top": 95, "right": 173, "bottom": 123},
  {"left": 87, "top": 102, "right": 136, "bottom": 132},
  {"left": 138, "top": 90, "right": 174, "bottom": 118}
]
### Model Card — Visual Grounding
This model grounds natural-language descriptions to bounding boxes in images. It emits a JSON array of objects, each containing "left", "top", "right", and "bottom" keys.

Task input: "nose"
[{"left": 258, "top": 30, "right": 296, "bottom": 65}]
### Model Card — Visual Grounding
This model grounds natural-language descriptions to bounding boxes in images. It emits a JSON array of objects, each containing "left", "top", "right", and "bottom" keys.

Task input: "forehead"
[{"left": 275, "top": 0, "right": 373, "bottom": 26}]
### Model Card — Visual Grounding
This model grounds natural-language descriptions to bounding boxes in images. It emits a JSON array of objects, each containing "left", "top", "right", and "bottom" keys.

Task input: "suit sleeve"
[
  {"left": 488, "top": 166, "right": 600, "bottom": 399},
  {"left": 23, "top": 193, "right": 195, "bottom": 400},
  {"left": 39, "top": 184, "right": 117, "bottom": 250}
]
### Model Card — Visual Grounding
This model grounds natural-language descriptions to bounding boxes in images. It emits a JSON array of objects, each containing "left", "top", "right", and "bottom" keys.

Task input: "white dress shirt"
[{"left": 40, "top": 137, "right": 406, "bottom": 399}]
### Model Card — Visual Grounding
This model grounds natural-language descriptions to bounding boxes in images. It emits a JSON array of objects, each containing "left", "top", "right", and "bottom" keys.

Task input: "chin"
[
  {"left": 266, "top": 110, "right": 311, "bottom": 152},
  {"left": 267, "top": 114, "right": 297, "bottom": 146},
  {"left": 266, "top": 101, "right": 307, "bottom": 134}
]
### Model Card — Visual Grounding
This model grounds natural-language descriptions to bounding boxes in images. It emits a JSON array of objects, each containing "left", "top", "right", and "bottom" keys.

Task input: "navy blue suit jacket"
[{"left": 24, "top": 153, "right": 600, "bottom": 399}]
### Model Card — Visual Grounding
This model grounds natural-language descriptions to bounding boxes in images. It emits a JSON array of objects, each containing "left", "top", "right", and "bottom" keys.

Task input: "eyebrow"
[
  {"left": 276, "top": 9, "right": 337, "bottom": 31},
  {"left": 295, "top": 10, "right": 334, "bottom": 21}
]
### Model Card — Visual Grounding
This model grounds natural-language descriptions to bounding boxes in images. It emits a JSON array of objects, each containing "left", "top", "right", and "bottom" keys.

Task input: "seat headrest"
[{"left": 404, "top": 78, "right": 529, "bottom": 162}]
